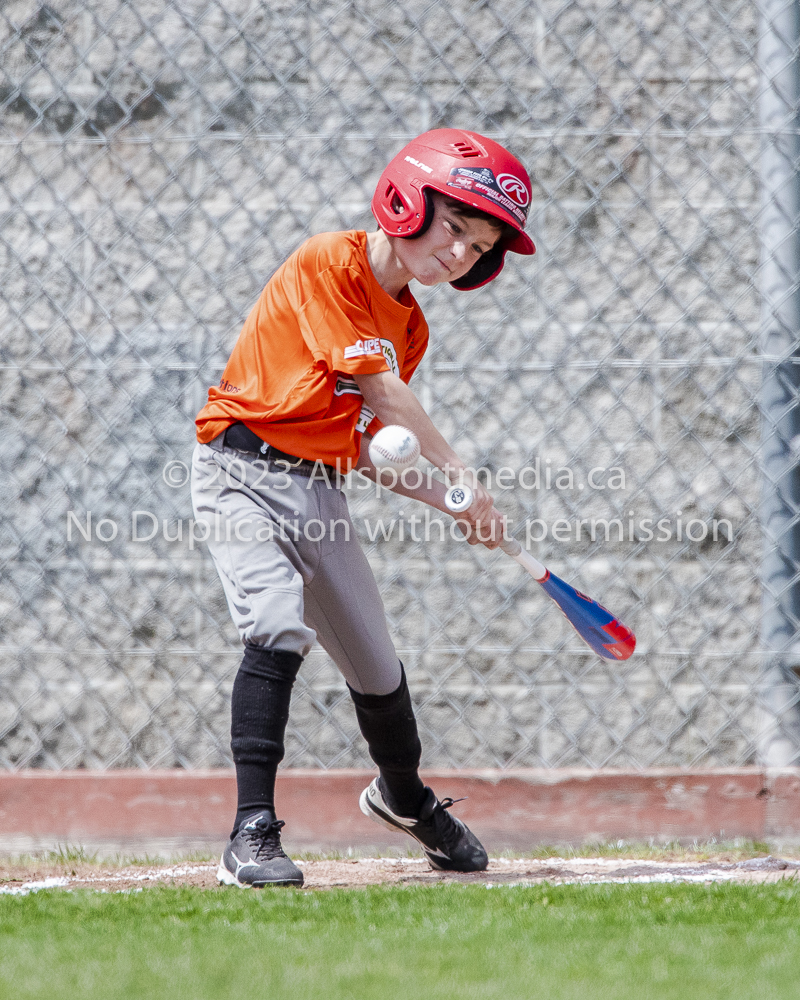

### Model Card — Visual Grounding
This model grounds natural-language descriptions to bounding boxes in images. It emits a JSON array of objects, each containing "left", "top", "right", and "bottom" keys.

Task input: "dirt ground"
[{"left": 2, "top": 855, "right": 799, "bottom": 895}]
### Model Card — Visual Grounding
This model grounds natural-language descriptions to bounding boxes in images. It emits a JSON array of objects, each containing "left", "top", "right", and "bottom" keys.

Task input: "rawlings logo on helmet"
[
  {"left": 371, "top": 128, "right": 535, "bottom": 291},
  {"left": 497, "top": 172, "right": 530, "bottom": 208}
]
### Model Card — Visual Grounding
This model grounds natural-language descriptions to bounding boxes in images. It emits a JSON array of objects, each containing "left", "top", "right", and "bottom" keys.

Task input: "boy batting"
[{"left": 191, "top": 129, "right": 535, "bottom": 887}]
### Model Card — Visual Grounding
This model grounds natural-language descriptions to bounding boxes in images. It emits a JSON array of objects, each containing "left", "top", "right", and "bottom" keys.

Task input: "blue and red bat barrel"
[{"left": 539, "top": 570, "right": 636, "bottom": 660}]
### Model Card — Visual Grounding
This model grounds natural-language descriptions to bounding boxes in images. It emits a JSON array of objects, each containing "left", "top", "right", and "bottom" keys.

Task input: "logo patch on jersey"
[
  {"left": 344, "top": 338, "right": 382, "bottom": 359},
  {"left": 336, "top": 339, "right": 401, "bottom": 437},
  {"left": 340, "top": 339, "right": 400, "bottom": 377},
  {"left": 334, "top": 375, "right": 362, "bottom": 397},
  {"left": 355, "top": 404, "right": 376, "bottom": 434},
  {"left": 379, "top": 338, "right": 400, "bottom": 377}
]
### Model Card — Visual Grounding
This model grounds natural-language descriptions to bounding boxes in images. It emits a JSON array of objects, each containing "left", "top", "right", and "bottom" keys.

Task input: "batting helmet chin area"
[{"left": 371, "top": 128, "right": 535, "bottom": 290}]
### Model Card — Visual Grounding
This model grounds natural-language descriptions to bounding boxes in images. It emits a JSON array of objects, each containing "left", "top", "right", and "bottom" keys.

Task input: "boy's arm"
[
  {"left": 355, "top": 370, "right": 461, "bottom": 473},
  {"left": 353, "top": 370, "right": 505, "bottom": 548}
]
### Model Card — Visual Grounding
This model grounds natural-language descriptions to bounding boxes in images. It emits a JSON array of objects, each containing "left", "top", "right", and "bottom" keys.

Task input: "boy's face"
[{"left": 394, "top": 191, "right": 501, "bottom": 286}]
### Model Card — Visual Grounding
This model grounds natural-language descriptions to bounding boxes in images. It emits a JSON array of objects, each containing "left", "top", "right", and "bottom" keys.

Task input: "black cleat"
[
  {"left": 217, "top": 811, "right": 304, "bottom": 888},
  {"left": 359, "top": 778, "right": 488, "bottom": 873}
]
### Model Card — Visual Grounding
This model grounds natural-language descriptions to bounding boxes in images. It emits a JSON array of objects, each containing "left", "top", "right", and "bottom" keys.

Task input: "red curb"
[
  {"left": 445, "top": 768, "right": 770, "bottom": 846},
  {"left": 765, "top": 768, "right": 800, "bottom": 839},
  {"left": 0, "top": 768, "right": 795, "bottom": 852}
]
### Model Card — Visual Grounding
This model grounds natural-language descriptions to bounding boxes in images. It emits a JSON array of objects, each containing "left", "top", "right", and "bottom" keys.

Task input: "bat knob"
[{"left": 445, "top": 484, "right": 474, "bottom": 513}]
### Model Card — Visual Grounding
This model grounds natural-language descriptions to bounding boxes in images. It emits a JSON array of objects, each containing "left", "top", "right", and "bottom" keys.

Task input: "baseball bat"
[{"left": 444, "top": 485, "right": 636, "bottom": 661}]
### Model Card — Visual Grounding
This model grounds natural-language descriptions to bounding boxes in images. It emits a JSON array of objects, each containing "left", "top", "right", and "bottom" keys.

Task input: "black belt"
[{"left": 220, "top": 423, "right": 336, "bottom": 479}]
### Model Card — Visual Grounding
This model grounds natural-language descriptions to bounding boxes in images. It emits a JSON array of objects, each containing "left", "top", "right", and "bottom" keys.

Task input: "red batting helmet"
[{"left": 371, "top": 128, "right": 535, "bottom": 290}]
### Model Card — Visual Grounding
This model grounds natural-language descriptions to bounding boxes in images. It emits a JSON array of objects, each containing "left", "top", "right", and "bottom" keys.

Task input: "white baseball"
[{"left": 368, "top": 425, "right": 421, "bottom": 472}]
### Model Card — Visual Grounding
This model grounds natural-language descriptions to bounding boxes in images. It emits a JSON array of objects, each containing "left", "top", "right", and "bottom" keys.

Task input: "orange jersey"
[{"left": 196, "top": 230, "right": 429, "bottom": 465}]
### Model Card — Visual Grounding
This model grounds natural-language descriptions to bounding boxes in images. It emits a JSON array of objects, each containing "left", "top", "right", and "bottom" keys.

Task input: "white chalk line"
[{"left": 2, "top": 858, "right": 797, "bottom": 896}]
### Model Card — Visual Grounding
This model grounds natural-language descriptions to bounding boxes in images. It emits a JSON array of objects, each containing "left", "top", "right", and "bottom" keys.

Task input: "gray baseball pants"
[{"left": 191, "top": 438, "right": 402, "bottom": 695}]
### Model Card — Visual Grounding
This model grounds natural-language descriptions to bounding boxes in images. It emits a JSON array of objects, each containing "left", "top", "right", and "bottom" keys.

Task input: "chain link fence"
[{"left": 1, "top": 0, "right": 798, "bottom": 772}]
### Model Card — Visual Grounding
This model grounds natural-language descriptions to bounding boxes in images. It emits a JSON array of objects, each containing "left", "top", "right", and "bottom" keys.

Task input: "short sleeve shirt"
[{"left": 195, "top": 231, "right": 429, "bottom": 465}]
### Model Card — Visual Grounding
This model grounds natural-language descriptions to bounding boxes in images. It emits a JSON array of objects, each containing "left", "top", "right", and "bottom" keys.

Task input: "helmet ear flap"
[
  {"left": 380, "top": 181, "right": 419, "bottom": 232},
  {"left": 406, "top": 188, "right": 435, "bottom": 240}
]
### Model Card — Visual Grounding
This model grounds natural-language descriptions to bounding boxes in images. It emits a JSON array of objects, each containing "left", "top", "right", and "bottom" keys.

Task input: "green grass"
[
  {"left": 2, "top": 883, "right": 800, "bottom": 1000},
  {"left": 0, "top": 846, "right": 218, "bottom": 869},
  {"left": 512, "top": 838, "right": 778, "bottom": 861}
]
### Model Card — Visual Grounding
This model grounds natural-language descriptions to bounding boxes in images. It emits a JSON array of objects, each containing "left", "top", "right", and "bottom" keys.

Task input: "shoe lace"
[
  {"left": 243, "top": 819, "right": 287, "bottom": 862},
  {"left": 432, "top": 797, "right": 467, "bottom": 852}
]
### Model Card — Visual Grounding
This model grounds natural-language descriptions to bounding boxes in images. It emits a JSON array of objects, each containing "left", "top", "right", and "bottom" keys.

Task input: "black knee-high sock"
[
  {"left": 230, "top": 645, "right": 302, "bottom": 837},
  {"left": 348, "top": 667, "right": 426, "bottom": 818}
]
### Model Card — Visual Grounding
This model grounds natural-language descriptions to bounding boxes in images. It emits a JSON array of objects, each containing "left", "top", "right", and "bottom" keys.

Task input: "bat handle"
[
  {"left": 500, "top": 536, "right": 548, "bottom": 581},
  {"left": 444, "top": 485, "right": 548, "bottom": 581},
  {"left": 499, "top": 536, "right": 521, "bottom": 557}
]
